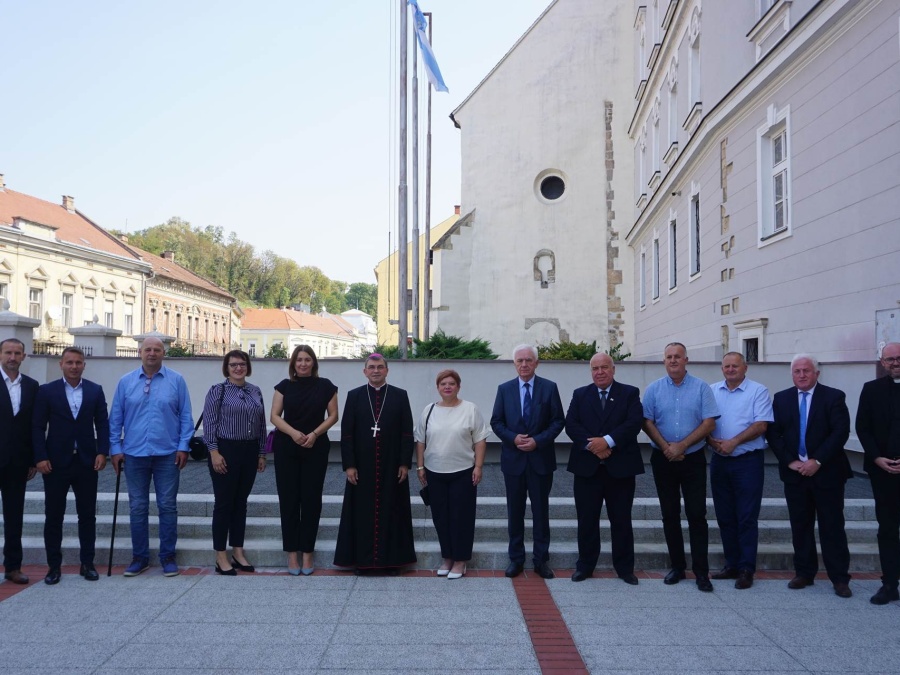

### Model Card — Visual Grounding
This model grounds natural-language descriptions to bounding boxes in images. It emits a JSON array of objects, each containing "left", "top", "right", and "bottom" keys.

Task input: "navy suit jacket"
[
  {"left": 766, "top": 383, "right": 851, "bottom": 487},
  {"left": 0, "top": 372, "right": 39, "bottom": 469},
  {"left": 32, "top": 379, "right": 110, "bottom": 469},
  {"left": 491, "top": 375, "right": 564, "bottom": 476},
  {"left": 565, "top": 380, "right": 645, "bottom": 480},
  {"left": 855, "top": 375, "right": 899, "bottom": 473}
]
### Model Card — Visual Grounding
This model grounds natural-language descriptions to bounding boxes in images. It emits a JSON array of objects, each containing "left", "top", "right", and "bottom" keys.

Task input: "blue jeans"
[
  {"left": 710, "top": 450, "right": 765, "bottom": 572},
  {"left": 124, "top": 454, "right": 180, "bottom": 561}
]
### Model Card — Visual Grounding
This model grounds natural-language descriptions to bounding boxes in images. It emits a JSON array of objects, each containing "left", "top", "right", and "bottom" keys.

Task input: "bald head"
[
  {"left": 590, "top": 353, "right": 615, "bottom": 389},
  {"left": 882, "top": 342, "right": 900, "bottom": 379},
  {"left": 140, "top": 337, "right": 165, "bottom": 375}
]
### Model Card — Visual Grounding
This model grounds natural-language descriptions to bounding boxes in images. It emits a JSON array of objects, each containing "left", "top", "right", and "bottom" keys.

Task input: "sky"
[{"left": 1, "top": 0, "right": 553, "bottom": 284}]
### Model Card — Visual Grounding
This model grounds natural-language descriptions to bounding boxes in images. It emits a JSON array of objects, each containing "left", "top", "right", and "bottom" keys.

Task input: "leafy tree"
[
  {"left": 607, "top": 342, "right": 632, "bottom": 362},
  {"left": 264, "top": 343, "right": 289, "bottom": 359},
  {"left": 346, "top": 282, "right": 377, "bottom": 319}
]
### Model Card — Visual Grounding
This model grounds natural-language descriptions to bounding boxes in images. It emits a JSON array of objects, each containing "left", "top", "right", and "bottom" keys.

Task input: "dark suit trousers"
[
  {"left": 710, "top": 450, "right": 765, "bottom": 572},
  {"left": 209, "top": 439, "right": 260, "bottom": 551},
  {"left": 0, "top": 463, "right": 28, "bottom": 571},
  {"left": 783, "top": 478, "right": 850, "bottom": 584},
  {"left": 427, "top": 467, "right": 477, "bottom": 561},
  {"left": 274, "top": 445, "right": 328, "bottom": 553},
  {"left": 868, "top": 468, "right": 900, "bottom": 588},
  {"left": 43, "top": 461, "right": 99, "bottom": 567},
  {"left": 574, "top": 467, "right": 636, "bottom": 576},
  {"left": 650, "top": 449, "right": 709, "bottom": 575},
  {"left": 504, "top": 466, "right": 553, "bottom": 565}
]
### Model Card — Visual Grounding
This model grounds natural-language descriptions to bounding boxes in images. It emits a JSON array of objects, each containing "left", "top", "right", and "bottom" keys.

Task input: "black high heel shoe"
[
  {"left": 215, "top": 563, "right": 237, "bottom": 576},
  {"left": 231, "top": 556, "right": 255, "bottom": 573}
]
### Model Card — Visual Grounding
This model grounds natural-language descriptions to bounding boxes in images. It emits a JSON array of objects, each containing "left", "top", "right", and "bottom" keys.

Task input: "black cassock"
[{"left": 333, "top": 383, "right": 417, "bottom": 569}]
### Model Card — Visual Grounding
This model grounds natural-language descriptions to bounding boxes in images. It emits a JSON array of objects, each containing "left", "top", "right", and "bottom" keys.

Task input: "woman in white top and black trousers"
[
  {"left": 203, "top": 350, "right": 267, "bottom": 575},
  {"left": 415, "top": 369, "right": 489, "bottom": 579}
]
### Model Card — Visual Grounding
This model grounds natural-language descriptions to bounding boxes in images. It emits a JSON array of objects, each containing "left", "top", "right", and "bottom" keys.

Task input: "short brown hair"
[
  {"left": 222, "top": 349, "right": 252, "bottom": 377},
  {"left": 60, "top": 346, "right": 86, "bottom": 360},
  {"left": 435, "top": 369, "right": 461, "bottom": 387},
  {"left": 289, "top": 344, "right": 319, "bottom": 379}
]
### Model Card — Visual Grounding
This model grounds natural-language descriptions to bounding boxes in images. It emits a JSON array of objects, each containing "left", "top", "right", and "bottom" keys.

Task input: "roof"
[
  {"left": 126, "top": 244, "right": 235, "bottom": 301},
  {"left": 0, "top": 188, "right": 142, "bottom": 260},
  {"left": 242, "top": 307, "right": 356, "bottom": 338}
]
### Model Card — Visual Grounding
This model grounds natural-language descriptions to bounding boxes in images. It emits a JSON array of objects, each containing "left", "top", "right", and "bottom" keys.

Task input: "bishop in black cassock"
[{"left": 333, "top": 355, "right": 416, "bottom": 571}]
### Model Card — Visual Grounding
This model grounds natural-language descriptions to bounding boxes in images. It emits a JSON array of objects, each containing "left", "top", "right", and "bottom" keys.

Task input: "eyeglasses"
[
  {"left": 228, "top": 363, "right": 247, "bottom": 369},
  {"left": 882, "top": 356, "right": 900, "bottom": 364}
]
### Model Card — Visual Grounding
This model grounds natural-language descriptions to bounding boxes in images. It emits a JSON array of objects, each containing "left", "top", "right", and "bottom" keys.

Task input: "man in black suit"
[
  {"left": 565, "top": 353, "right": 644, "bottom": 584},
  {"left": 855, "top": 342, "right": 900, "bottom": 605},
  {"left": 33, "top": 347, "right": 109, "bottom": 584},
  {"left": 0, "top": 338, "right": 39, "bottom": 584},
  {"left": 767, "top": 353, "right": 852, "bottom": 598},
  {"left": 491, "top": 344, "right": 564, "bottom": 579}
]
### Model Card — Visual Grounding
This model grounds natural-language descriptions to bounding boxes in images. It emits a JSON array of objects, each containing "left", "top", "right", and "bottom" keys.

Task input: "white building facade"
[{"left": 627, "top": 0, "right": 900, "bottom": 362}]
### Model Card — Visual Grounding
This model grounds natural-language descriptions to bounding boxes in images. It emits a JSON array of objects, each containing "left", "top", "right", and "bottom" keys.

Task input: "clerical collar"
[
  {"left": 368, "top": 383, "right": 386, "bottom": 391},
  {"left": 894, "top": 379, "right": 900, "bottom": 384}
]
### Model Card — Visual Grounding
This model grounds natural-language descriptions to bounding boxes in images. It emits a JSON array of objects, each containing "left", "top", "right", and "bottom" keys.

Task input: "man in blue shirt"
[
  {"left": 643, "top": 342, "right": 719, "bottom": 591},
  {"left": 109, "top": 337, "right": 193, "bottom": 577},
  {"left": 708, "top": 352, "right": 773, "bottom": 590}
]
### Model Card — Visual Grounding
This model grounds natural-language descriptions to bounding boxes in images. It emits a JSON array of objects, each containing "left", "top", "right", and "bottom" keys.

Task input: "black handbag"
[{"left": 189, "top": 382, "right": 227, "bottom": 461}]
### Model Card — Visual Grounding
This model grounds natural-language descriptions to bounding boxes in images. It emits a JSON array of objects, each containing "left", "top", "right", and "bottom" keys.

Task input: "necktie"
[
  {"left": 600, "top": 389, "right": 608, "bottom": 410},
  {"left": 799, "top": 391, "right": 808, "bottom": 461},
  {"left": 523, "top": 382, "right": 532, "bottom": 422}
]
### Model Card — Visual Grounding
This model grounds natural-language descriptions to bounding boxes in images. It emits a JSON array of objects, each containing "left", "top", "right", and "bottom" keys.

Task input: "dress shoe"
[
  {"left": 80, "top": 563, "right": 99, "bottom": 581},
  {"left": 447, "top": 564, "right": 466, "bottom": 580},
  {"left": 870, "top": 585, "right": 900, "bottom": 605},
  {"left": 301, "top": 568, "right": 314, "bottom": 576},
  {"left": 534, "top": 562, "right": 555, "bottom": 579},
  {"left": 4, "top": 569, "right": 29, "bottom": 584},
  {"left": 288, "top": 568, "right": 302, "bottom": 576},
  {"left": 215, "top": 563, "right": 237, "bottom": 576},
  {"left": 711, "top": 566, "right": 738, "bottom": 580},
  {"left": 696, "top": 575, "right": 713, "bottom": 592},
  {"left": 571, "top": 570, "right": 592, "bottom": 583},
  {"left": 231, "top": 556, "right": 255, "bottom": 573},
  {"left": 44, "top": 568, "right": 61, "bottom": 585},
  {"left": 787, "top": 575, "right": 814, "bottom": 589},
  {"left": 505, "top": 562, "right": 524, "bottom": 578},
  {"left": 833, "top": 582, "right": 852, "bottom": 598},
  {"left": 663, "top": 569, "right": 686, "bottom": 585},
  {"left": 436, "top": 568, "right": 451, "bottom": 577},
  {"left": 386, "top": 567, "right": 401, "bottom": 576},
  {"left": 734, "top": 570, "right": 754, "bottom": 590},
  {"left": 619, "top": 573, "right": 639, "bottom": 586}
]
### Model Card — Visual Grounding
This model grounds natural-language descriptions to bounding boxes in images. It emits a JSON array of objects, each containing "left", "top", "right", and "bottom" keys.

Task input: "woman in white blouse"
[{"left": 415, "top": 369, "right": 489, "bottom": 579}]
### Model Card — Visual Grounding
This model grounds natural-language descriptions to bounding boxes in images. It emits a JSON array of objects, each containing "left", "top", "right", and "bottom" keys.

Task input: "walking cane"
[{"left": 107, "top": 459, "right": 122, "bottom": 577}]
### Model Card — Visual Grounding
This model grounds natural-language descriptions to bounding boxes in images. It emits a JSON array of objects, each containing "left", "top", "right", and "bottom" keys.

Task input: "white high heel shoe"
[{"left": 447, "top": 564, "right": 467, "bottom": 580}]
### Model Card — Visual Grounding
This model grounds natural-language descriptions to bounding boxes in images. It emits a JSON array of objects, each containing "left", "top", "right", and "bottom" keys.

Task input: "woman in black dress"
[{"left": 270, "top": 345, "right": 338, "bottom": 575}]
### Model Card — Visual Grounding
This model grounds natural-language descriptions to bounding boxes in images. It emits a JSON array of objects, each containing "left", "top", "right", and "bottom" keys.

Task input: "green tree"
[
  {"left": 346, "top": 282, "right": 377, "bottom": 319},
  {"left": 264, "top": 343, "right": 288, "bottom": 359},
  {"left": 538, "top": 340, "right": 598, "bottom": 361}
]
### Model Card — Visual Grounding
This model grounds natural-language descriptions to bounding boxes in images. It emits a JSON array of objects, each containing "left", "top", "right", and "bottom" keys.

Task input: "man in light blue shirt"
[
  {"left": 109, "top": 337, "right": 193, "bottom": 577},
  {"left": 708, "top": 352, "right": 773, "bottom": 589},
  {"left": 643, "top": 342, "right": 719, "bottom": 591}
]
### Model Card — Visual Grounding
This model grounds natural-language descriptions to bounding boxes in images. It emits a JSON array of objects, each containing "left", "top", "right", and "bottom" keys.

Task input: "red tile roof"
[
  {"left": 126, "top": 245, "right": 234, "bottom": 301},
  {"left": 242, "top": 308, "right": 356, "bottom": 338},
  {"left": 0, "top": 188, "right": 141, "bottom": 260}
]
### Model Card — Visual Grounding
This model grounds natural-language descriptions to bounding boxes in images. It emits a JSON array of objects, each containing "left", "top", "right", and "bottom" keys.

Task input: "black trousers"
[
  {"left": 274, "top": 445, "right": 328, "bottom": 553},
  {"left": 869, "top": 468, "right": 900, "bottom": 587},
  {"left": 426, "top": 467, "right": 477, "bottom": 561},
  {"left": 504, "top": 466, "right": 553, "bottom": 566},
  {"left": 783, "top": 478, "right": 850, "bottom": 584},
  {"left": 573, "top": 467, "right": 636, "bottom": 576},
  {"left": 43, "top": 460, "right": 99, "bottom": 567},
  {"left": 650, "top": 448, "right": 709, "bottom": 576},
  {"left": 208, "top": 439, "right": 259, "bottom": 551},
  {"left": 0, "top": 462, "right": 28, "bottom": 571}
]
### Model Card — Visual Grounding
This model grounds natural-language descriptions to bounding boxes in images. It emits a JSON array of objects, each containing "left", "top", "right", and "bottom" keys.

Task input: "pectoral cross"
[{"left": 371, "top": 423, "right": 381, "bottom": 437}]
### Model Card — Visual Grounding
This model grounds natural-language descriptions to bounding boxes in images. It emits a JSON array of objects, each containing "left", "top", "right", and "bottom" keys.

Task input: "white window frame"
[
  {"left": 652, "top": 232, "right": 661, "bottom": 302},
  {"left": 689, "top": 183, "right": 701, "bottom": 278},
  {"left": 124, "top": 302, "right": 134, "bottom": 335},
  {"left": 104, "top": 299, "right": 114, "bottom": 328},
  {"left": 28, "top": 288, "right": 43, "bottom": 321},
  {"left": 735, "top": 318, "right": 768, "bottom": 362},
  {"left": 639, "top": 247, "right": 647, "bottom": 309},
  {"left": 668, "top": 214, "right": 678, "bottom": 292},
  {"left": 61, "top": 292, "right": 73, "bottom": 328},
  {"left": 83, "top": 295, "right": 95, "bottom": 326},
  {"left": 757, "top": 104, "right": 792, "bottom": 246}
]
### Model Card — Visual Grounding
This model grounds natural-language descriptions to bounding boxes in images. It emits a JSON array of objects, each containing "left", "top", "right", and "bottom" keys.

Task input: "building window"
[
  {"left": 28, "top": 288, "right": 43, "bottom": 320},
  {"left": 689, "top": 192, "right": 701, "bottom": 276},
  {"left": 175, "top": 313, "right": 182, "bottom": 340},
  {"left": 735, "top": 318, "right": 768, "bottom": 362},
  {"left": 104, "top": 300, "right": 114, "bottom": 328},
  {"left": 668, "top": 84, "right": 678, "bottom": 148},
  {"left": 639, "top": 250, "right": 647, "bottom": 309},
  {"left": 124, "top": 303, "right": 134, "bottom": 335},
  {"left": 0, "top": 281, "right": 8, "bottom": 301},
  {"left": 248, "top": 342, "right": 256, "bottom": 357},
  {"left": 744, "top": 338, "right": 759, "bottom": 363},
  {"left": 61, "top": 293, "right": 73, "bottom": 328},
  {"left": 652, "top": 115, "right": 660, "bottom": 177},
  {"left": 757, "top": 104, "right": 792, "bottom": 244},
  {"left": 149, "top": 307, "right": 156, "bottom": 331},
  {"left": 163, "top": 311, "right": 170, "bottom": 335},
  {"left": 84, "top": 296, "right": 95, "bottom": 325},
  {"left": 668, "top": 219, "right": 677, "bottom": 290},
  {"left": 652, "top": 236, "right": 660, "bottom": 300}
]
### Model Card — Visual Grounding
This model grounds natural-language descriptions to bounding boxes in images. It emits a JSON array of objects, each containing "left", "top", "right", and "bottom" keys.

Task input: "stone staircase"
[{"left": 8, "top": 491, "right": 881, "bottom": 572}]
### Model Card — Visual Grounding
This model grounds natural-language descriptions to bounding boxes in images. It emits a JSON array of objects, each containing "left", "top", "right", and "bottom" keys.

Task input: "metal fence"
[{"left": 32, "top": 342, "right": 94, "bottom": 357}]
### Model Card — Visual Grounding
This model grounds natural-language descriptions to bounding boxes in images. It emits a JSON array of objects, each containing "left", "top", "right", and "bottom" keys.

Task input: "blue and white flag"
[{"left": 408, "top": 0, "right": 448, "bottom": 93}]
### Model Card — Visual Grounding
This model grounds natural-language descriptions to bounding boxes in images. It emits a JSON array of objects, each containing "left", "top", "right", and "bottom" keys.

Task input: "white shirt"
[
  {"left": 64, "top": 378, "right": 84, "bottom": 418},
  {"left": 414, "top": 400, "right": 490, "bottom": 473},
  {"left": 2, "top": 370, "right": 22, "bottom": 415}
]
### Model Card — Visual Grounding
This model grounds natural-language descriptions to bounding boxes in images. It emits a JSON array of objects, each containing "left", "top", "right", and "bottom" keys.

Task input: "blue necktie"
[
  {"left": 523, "top": 382, "right": 532, "bottom": 422},
  {"left": 798, "top": 391, "right": 808, "bottom": 461}
]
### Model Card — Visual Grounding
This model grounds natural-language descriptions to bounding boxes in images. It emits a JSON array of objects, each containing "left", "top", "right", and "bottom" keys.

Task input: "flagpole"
[
  {"left": 411, "top": 18, "right": 420, "bottom": 345},
  {"left": 423, "top": 11, "right": 433, "bottom": 340},
  {"left": 397, "top": 0, "right": 409, "bottom": 358}
]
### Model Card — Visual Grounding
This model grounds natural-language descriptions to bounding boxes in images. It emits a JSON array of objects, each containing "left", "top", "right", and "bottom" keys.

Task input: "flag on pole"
[{"left": 408, "top": 0, "right": 449, "bottom": 93}]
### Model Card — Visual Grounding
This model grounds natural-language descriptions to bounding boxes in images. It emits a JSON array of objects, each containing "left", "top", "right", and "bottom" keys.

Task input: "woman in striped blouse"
[{"left": 203, "top": 349, "right": 267, "bottom": 575}]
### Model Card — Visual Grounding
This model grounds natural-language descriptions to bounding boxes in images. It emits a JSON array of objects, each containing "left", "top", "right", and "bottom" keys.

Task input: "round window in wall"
[{"left": 534, "top": 169, "right": 569, "bottom": 204}]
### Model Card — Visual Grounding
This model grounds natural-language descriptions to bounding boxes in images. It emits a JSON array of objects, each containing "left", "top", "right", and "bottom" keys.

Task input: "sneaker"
[
  {"left": 161, "top": 557, "right": 179, "bottom": 577},
  {"left": 124, "top": 557, "right": 150, "bottom": 577}
]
